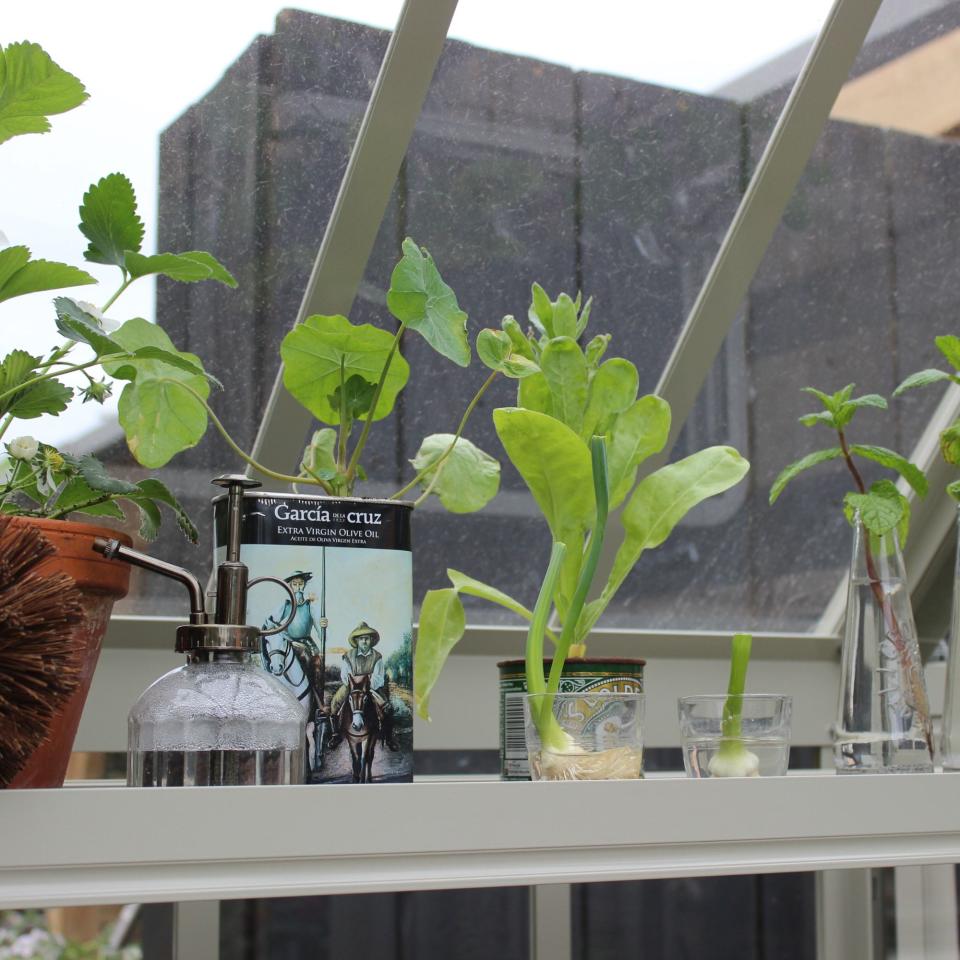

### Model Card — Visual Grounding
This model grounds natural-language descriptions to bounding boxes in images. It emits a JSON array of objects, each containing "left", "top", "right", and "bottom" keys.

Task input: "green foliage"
[
  {"left": 0, "top": 350, "right": 72, "bottom": 419},
  {"left": 386, "top": 238, "right": 470, "bottom": 367},
  {"left": 409, "top": 433, "right": 500, "bottom": 513},
  {"left": 0, "top": 246, "right": 96, "bottom": 303},
  {"left": 79, "top": 173, "right": 145, "bottom": 268},
  {"left": 942, "top": 421, "right": 960, "bottom": 466},
  {"left": 772, "top": 384, "right": 927, "bottom": 545},
  {"left": 0, "top": 41, "right": 87, "bottom": 144},
  {"left": 281, "top": 314, "right": 409, "bottom": 425},
  {"left": 300, "top": 428, "right": 338, "bottom": 481},
  {"left": 125, "top": 250, "right": 237, "bottom": 286},
  {"left": 414, "top": 588, "right": 466, "bottom": 720},
  {"left": 414, "top": 283, "right": 751, "bottom": 717},
  {"left": 477, "top": 327, "right": 539, "bottom": 378}
]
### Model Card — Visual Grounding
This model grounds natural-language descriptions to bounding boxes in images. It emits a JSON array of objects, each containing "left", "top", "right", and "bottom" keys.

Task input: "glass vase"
[
  {"left": 940, "top": 506, "right": 960, "bottom": 770},
  {"left": 834, "top": 518, "right": 934, "bottom": 773}
]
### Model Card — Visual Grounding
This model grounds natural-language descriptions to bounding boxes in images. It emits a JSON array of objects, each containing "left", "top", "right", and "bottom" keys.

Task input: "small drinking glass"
[
  {"left": 523, "top": 691, "right": 645, "bottom": 781},
  {"left": 678, "top": 694, "right": 792, "bottom": 778}
]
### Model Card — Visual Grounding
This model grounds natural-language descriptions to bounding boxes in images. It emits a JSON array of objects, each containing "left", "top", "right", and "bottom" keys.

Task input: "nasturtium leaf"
[
  {"left": 849, "top": 444, "right": 927, "bottom": 497},
  {"left": 130, "top": 478, "right": 198, "bottom": 542},
  {"left": 844, "top": 479, "right": 908, "bottom": 541},
  {"left": 102, "top": 318, "right": 209, "bottom": 468},
  {"left": 477, "top": 328, "right": 538, "bottom": 378},
  {"left": 894, "top": 369, "right": 958, "bottom": 395},
  {"left": 582, "top": 358, "right": 639, "bottom": 439},
  {"left": 414, "top": 588, "right": 466, "bottom": 720},
  {"left": 0, "top": 247, "right": 95, "bottom": 304},
  {"left": 125, "top": 250, "right": 237, "bottom": 287},
  {"left": 936, "top": 335, "right": 960, "bottom": 372},
  {"left": 584, "top": 334, "right": 610, "bottom": 368},
  {"left": 79, "top": 173, "right": 144, "bottom": 268},
  {"left": 539, "top": 337, "right": 588, "bottom": 434},
  {"left": 53, "top": 297, "right": 123, "bottom": 356},
  {"left": 7, "top": 378, "right": 72, "bottom": 419},
  {"left": 301, "top": 428, "right": 338, "bottom": 481},
  {"left": 528, "top": 282, "right": 553, "bottom": 337},
  {"left": 410, "top": 433, "right": 500, "bottom": 514},
  {"left": 386, "top": 238, "right": 469, "bottom": 367},
  {"left": 551, "top": 293, "right": 579, "bottom": 339},
  {"left": 579, "top": 447, "right": 748, "bottom": 640},
  {"left": 0, "top": 42, "right": 87, "bottom": 145},
  {"left": 329, "top": 374, "right": 377, "bottom": 423},
  {"left": 281, "top": 314, "right": 408, "bottom": 424},
  {"left": 606, "top": 395, "right": 671, "bottom": 508},
  {"left": 769, "top": 447, "right": 844, "bottom": 504},
  {"left": 941, "top": 422, "right": 960, "bottom": 466},
  {"left": 492, "top": 407, "right": 594, "bottom": 540},
  {"left": 517, "top": 370, "right": 553, "bottom": 416}
]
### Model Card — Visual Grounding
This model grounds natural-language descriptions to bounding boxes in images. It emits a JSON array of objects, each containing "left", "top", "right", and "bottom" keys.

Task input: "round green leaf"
[
  {"left": 410, "top": 433, "right": 500, "bottom": 513},
  {"left": 281, "top": 314, "right": 409, "bottom": 424}
]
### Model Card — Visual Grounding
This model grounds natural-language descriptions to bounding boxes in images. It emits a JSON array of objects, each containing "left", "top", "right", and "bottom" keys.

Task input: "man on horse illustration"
[
  {"left": 262, "top": 571, "right": 327, "bottom": 763},
  {"left": 329, "top": 621, "right": 400, "bottom": 752}
]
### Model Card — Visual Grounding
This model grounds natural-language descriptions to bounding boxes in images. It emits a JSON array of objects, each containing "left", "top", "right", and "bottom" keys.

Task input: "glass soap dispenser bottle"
[{"left": 94, "top": 475, "right": 306, "bottom": 786}]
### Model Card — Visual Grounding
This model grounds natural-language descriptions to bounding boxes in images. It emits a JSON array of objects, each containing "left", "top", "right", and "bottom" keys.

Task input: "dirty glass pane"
[{"left": 604, "top": 0, "right": 960, "bottom": 632}]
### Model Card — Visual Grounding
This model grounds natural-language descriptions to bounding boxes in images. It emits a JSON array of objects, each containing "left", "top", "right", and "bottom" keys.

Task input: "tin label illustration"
[{"left": 214, "top": 495, "right": 414, "bottom": 784}]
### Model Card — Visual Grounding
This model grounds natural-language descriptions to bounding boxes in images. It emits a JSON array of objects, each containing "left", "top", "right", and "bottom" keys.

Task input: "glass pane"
[
  {"left": 0, "top": 4, "right": 402, "bottom": 613},
  {"left": 615, "top": 0, "right": 960, "bottom": 632}
]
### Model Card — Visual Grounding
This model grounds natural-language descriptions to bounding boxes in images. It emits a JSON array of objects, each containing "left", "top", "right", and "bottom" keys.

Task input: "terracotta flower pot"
[{"left": 7, "top": 517, "right": 132, "bottom": 789}]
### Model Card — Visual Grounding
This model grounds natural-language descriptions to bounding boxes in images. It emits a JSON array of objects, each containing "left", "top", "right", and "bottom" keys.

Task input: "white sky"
[{"left": 0, "top": 0, "right": 835, "bottom": 448}]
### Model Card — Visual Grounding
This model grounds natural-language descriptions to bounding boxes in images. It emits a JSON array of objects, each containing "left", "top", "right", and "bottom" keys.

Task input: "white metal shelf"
[{"left": 3, "top": 773, "right": 960, "bottom": 908}]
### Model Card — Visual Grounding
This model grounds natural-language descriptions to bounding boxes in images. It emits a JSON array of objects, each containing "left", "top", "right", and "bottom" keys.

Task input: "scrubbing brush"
[{"left": 0, "top": 518, "right": 85, "bottom": 787}]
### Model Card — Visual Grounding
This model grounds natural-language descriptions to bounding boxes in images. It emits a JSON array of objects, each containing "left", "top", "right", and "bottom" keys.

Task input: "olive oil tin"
[
  {"left": 213, "top": 493, "right": 414, "bottom": 784},
  {"left": 497, "top": 658, "right": 645, "bottom": 780}
]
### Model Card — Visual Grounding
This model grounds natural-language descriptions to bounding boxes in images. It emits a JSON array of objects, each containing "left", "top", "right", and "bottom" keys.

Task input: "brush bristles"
[{"left": 0, "top": 519, "right": 85, "bottom": 787}]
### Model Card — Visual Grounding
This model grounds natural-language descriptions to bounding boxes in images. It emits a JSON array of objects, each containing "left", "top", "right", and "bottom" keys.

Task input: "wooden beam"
[{"left": 831, "top": 28, "right": 960, "bottom": 137}]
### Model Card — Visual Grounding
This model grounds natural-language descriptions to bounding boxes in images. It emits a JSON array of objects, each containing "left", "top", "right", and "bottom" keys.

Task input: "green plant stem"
[
  {"left": 719, "top": 633, "right": 751, "bottom": 754},
  {"left": 525, "top": 540, "right": 567, "bottom": 737},
  {"left": 100, "top": 278, "right": 131, "bottom": 314},
  {"left": 0, "top": 413, "right": 14, "bottom": 445},
  {"left": 346, "top": 321, "right": 407, "bottom": 482},
  {"left": 337, "top": 360, "right": 349, "bottom": 471},
  {"left": 546, "top": 435, "right": 609, "bottom": 696},
  {"left": 165, "top": 379, "right": 335, "bottom": 493},
  {"left": 47, "top": 494, "right": 116, "bottom": 520},
  {"left": 394, "top": 369, "right": 500, "bottom": 503},
  {"left": 0, "top": 357, "right": 107, "bottom": 406}
]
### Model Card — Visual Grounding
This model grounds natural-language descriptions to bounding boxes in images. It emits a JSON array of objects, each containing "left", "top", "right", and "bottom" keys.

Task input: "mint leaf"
[
  {"left": 769, "top": 447, "right": 844, "bottom": 504},
  {"left": 0, "top": 247, "right": 95, "bottom": 303},
  {"left": 799, "top": 411, "right": 836, "bottom": 428},
  {"left": 849, "top": 444, "right": 927, "bottom": 497},
  {"left": 941, "top": 421, "right": 960, "bottom": 466},
  {"left": 947, "top": 479, "right": 960, "bottom": 502},
  {"left": 801, "top": 386, "right": 838, "bottom": 412},
  {"left": 0, "top": 42, "right": 87, "bottom": 145},
  {"left": 844, "top": 480, "right": 907, "bottom": 540},
  {"left": 79, "top": 173, "right": 144, "bottom": 268},
  {"left": 386, "top": 238, "right": 470, "bottom": 367},
  {"left": 936, "top": 335, "right": 960, "bottom": 372},
  {"left": 125, "top": 250, "right": 237, "bottom": 287},
  {"left": 894, "top": 369, "right": 957, "bottom": 395}
]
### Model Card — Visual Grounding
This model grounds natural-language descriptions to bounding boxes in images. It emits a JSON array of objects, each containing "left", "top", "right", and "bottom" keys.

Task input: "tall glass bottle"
[
  {"left": 940, "top": 506, "right": 960, "bottom": 770},
  {"left": 834, "top": 517, "right": 934, "bottom": 773}
]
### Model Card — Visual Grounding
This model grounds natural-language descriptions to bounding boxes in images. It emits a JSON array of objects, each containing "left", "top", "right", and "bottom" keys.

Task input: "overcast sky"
[{"left": 0, "top": 0, "right": 835, "bottom": 448}]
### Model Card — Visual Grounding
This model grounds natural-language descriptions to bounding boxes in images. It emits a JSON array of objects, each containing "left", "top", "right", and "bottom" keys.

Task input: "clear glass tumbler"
[
  {"left": 523, "top": 691, "right": 645, "bottom": 781},
  {"left": 678, "top": 694, "right": 792, "bottom": 778}
]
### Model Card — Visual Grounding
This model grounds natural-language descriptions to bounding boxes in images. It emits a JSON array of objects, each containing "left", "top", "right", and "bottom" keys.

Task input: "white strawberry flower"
[{"left": 7, "top": 436, "right": 39, "bottom": 461}]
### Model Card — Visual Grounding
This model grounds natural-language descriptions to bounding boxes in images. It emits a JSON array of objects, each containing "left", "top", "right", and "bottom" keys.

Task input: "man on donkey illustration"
[{"left": 328, "top": 621, "right": 400, "bottom": 752}]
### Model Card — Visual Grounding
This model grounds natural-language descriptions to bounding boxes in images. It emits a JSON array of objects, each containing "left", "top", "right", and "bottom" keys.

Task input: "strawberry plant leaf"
[
  {"left": 0, "top": 42, "right": 87, "bottom": 145},
  {"left": 0, "top": 247, "right": 95, "bottom": 303},
  {"left": 125, "top": 250, "right": 236, "bottom": 286},
  {"left": 53, "top": 297, "right": 122, "bottom": 356},
  {"left": 129, "top": 478, "right": 198, "bottom": 542},
  {"left": 79, "top": 173, "right": 144, "bottom": 268}
]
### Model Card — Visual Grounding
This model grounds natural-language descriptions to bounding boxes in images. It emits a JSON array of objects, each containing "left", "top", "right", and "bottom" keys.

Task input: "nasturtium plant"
[
  {"left": 414, "top": 285, "right": 750, "bottom": 720},
  {"left": 769, "top": 383, "right": 927, "bottom": 542},
  {"left": 895, "top": 335, "right": 960, "bottom": 500},
  {"left": 0, "top": 41, "right": 235, "bottom": 539}
]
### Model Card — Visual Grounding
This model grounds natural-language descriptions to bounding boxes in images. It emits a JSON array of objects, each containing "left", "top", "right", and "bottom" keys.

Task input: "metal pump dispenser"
[{"left": 95, "top": 475, "right": 307, "bottom": 786}]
